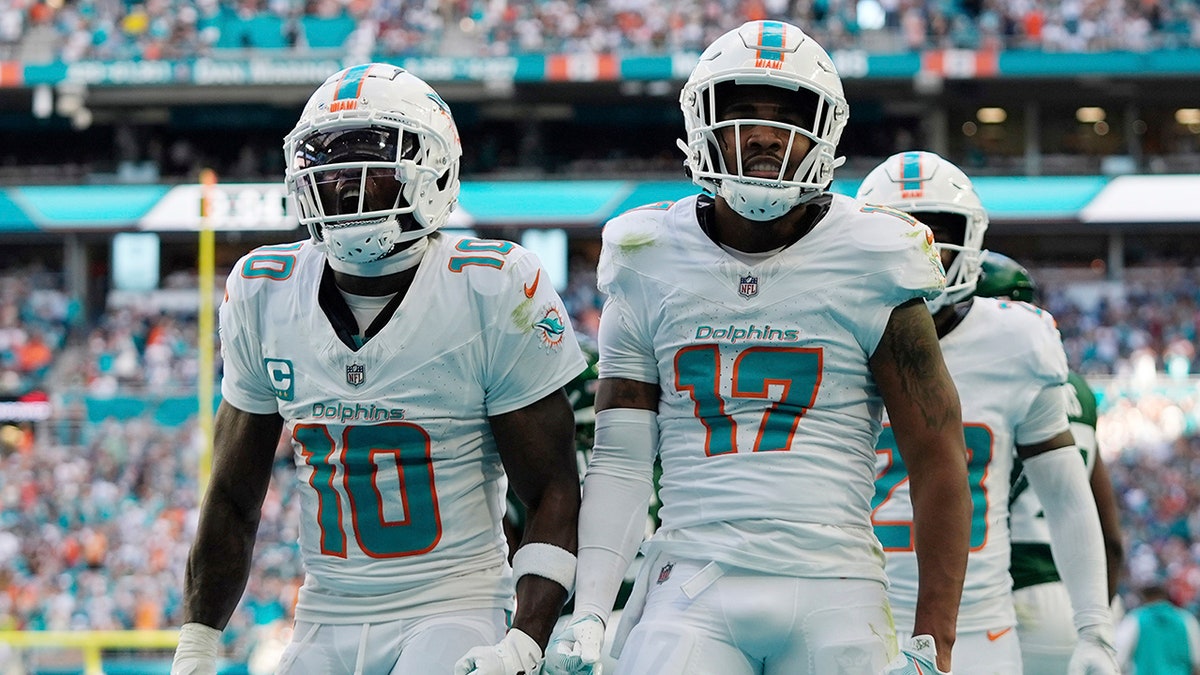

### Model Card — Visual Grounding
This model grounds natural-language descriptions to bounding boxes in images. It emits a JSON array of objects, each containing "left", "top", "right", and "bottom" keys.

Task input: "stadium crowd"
[
  {"left": 1043, "top": 264, "right": 1200, "bottom": 380},
  {"left": 1, "top": 258, "right": 1200, "bottom": 666},
  {"left": 2, "top": 0, "right": 1199, "bottom": 64}
]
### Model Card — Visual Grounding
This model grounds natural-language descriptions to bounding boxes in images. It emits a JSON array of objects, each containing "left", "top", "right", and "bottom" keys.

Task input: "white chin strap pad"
[
  {"left": 719, "top": 181, "right": 810, "bottom": 221},
  {"left": 325, "top": 235, "right": 429, "bottom": 277}
]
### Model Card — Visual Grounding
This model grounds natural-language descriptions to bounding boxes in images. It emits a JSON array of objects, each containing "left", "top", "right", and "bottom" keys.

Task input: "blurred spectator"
[
  {"left": 0, "top": 266, "right": 74, "bottom": 397},
  {"left": 0, "top": 412, "right": 300, "bottom": 665},
  {"left": 1042, "top": 264, "right": 1200, "bottom": 378},
  {"left": 1114, "top": 582, "right": 1200, "bottom": 674},
  {"left": 8, "top": 0, "right": 1198, "bottom": 63}
]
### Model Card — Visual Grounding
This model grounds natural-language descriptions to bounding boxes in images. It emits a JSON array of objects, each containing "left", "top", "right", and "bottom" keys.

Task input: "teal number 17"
[{"left": 674, "top": 345, "right": 822, "bottom": 456}]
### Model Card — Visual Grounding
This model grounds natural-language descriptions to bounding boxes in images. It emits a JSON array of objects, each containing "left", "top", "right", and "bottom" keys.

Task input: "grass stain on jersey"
[
  {"left": 615, "top": 232, "right": 657, "bottom": 253},
  {"left": 511, "top": 299, "right": 535, "bottom": 333}
]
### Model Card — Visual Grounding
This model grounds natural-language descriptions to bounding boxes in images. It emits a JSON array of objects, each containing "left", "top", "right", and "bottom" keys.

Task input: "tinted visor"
[
  {"left": 291, "top": 126, "right": 420, "bottom": 220},
  {"left": 291, "top": 126, "right": 418, "bottom": 171}
]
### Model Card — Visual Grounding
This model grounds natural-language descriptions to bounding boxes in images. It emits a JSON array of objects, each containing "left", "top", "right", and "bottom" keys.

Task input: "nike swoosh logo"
[
  {"left": 986, "top": 627, "right": 1013, "bottom": 641},
  {"left": 523, "top": 270, "right": 541, "bottom": 298}
]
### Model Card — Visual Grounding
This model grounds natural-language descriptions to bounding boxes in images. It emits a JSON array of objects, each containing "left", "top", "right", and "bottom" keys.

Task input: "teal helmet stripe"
[
  {"left": 756, "top": 20, "right": 787, "bottom": 62},
  {"left": 334, "top": 63, "right": 373, "bottom": 101},
  {"left": 900, "top": 151, "right": 923, "bottom": 193}
]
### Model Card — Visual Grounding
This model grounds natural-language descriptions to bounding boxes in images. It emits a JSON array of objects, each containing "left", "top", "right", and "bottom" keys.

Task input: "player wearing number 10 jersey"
[
  {"left": 172, "top": 64, "right": 586, "bottom": 675},
  {"left": 858, "top": 151, "right": 1118, "bottom": 674}
]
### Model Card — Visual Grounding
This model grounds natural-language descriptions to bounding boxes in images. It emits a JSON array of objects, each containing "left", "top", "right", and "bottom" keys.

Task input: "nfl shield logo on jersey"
[
  {"left": 346, "top": 363, "right": 365, "bottom": 387},
  {"left": 656, "top": 561, "right": 675, "bottom": 585},
  {"left": 738, "top": 274, "right": 759, "bottom": 299}
]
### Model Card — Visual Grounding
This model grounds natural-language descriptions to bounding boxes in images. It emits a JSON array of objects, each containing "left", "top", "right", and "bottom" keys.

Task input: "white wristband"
[{"left": 512, "top": 542, "right": 577, "bottom": 594}]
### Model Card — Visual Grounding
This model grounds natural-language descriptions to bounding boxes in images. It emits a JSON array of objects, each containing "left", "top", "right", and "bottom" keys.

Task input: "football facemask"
[
  {"left": 679, "top": 20, "right": 849, "bottom": 221},
  {"left": 284, "top": 63, "right": 461, "bottom": 275}
]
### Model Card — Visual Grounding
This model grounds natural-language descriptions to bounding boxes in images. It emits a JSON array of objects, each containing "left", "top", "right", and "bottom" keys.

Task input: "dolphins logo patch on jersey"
[
  {"left": 738, "top": 274, "right": 759, "bottom": 299},
  {"left": 346, "top": 363, "right": 365, "bottom": 387},
  {"left": 533, "top": 304, "right": 567, "bottom": 351}
]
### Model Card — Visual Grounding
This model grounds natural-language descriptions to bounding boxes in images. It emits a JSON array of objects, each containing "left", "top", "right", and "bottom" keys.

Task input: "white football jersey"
[
  {"left": 219, "top": 233, "right": 586, "bottom": 623},
  {"left": 874, "top": 297, "right": 1070, "bottom": 632},
  {"left": 598, "top": 194, "right": 945, "bottom": 583}
]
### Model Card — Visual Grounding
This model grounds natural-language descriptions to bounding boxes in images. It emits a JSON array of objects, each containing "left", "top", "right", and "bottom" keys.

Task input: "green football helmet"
[{"left": 975, "top": 251, "right": 1037, "bottom": 303}]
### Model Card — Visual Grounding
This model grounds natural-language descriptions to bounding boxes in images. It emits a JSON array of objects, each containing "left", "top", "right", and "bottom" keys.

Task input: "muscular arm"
[
  {"left": 182, "top": 401, "right": 282, "bottom": 628},
  {"left": 595, "top": 376, "right": 659, "bottom": 413},
  {"left": 491, "top": 389, "right": 582, "bottom": 648},
  {"left": 1088, "top": 452, "right": 1123, "bottom": 601},
  {"left": 870, "top": 299, "right": 969, "bottom": 670}
]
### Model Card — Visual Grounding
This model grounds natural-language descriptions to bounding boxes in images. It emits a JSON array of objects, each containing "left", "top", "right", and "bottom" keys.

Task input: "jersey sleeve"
[
  {"left": 1014, "top": 381, "right": 1071, "bottom": 446},
  {"left": 482, "top": 248, "right": 587, "bottom": 416},
  {"left": 1026, "top": 304, "right": 1070, "bottom": 387},
  {"left": 217, "top": 265, "right": 280, "bottom": 415},
  {"left": 596, "top": 293, "right": 658, "bottom": 383},
  {"left": 596, "top": 210, "right": 662, "bottom": 383},
  {"left": 844, "top": 202, "right": 947, "bottom": 354},
  {"left": 851, "top": 203, "right": 947, "bottom": 306},
  {"left": 1066, "top": 371, "right": 1098, "bottom": 427},
  {"left": 1014, "top": 304, "right": 1072, "bottom": 445}
]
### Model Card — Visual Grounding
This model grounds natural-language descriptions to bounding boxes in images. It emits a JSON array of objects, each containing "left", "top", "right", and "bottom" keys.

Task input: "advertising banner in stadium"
[{"left": 0, "top": 395, "right": 52, "bottom": 422}]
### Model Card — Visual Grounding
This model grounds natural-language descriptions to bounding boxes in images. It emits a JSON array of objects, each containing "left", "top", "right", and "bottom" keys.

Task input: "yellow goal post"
[{"left": 0, "top": 629, "right": 180, "bottom": 675}]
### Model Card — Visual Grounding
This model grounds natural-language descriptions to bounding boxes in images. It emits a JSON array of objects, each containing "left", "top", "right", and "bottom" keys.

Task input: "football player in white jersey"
[
  {"left": 542, "top": 21, "right": 972, "bottom": 675},
  {"left": 972, "top": 252, "right": 1124, "bottom": 675},
  {"left": 857, "top": 151, "right": 1120, "bottom": 675},
  {"left": 169, "top": 64, "right": 587, "bottom": 675}
]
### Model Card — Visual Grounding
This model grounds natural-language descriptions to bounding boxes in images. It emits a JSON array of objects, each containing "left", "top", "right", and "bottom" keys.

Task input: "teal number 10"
[{"left": 294, "top": 423, "right": 442, "bottom": 558}]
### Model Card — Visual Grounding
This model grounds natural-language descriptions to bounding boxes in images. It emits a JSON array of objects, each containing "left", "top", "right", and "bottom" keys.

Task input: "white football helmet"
[
  {"left": 856, "top": 151, "right": 989, "bottom": 313},
  {"left": 284, "top": 63, "right": 461, "bottom": 275},
  {"left": 679, "top": 20, "right": 849, "bottom": 221}
]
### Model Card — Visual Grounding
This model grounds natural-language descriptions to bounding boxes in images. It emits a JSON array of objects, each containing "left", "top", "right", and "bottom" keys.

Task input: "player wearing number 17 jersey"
[
  {"left": 858, "top": 151, "right": 1118, "bottom": 675},
  {"left": 544, "top": 21, "right": 972, "bottom": 675},
  {"left": 171, "top": 64, "right": 586, "bottom": 675}
]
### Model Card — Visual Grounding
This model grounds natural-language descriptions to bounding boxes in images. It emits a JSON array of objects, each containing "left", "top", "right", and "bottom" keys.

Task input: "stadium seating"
[{"left": 3, "top": 0, "right": 1196, "bottom": 63}]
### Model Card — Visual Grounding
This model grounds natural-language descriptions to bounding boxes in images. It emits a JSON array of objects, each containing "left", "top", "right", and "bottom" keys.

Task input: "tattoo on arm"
[{"left": 880, "top": 303, "right": 959, "bottom": 430}]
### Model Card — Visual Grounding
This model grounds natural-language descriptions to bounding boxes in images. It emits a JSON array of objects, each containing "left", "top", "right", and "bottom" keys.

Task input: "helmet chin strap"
[
  {"left": 720, "top": 181, "right": 817, "bottom": 221},
  {"left": 926, "top": 291, "right": 953, "bottom": 314},
  {"left": 326, "top": 235, "right": 430, "bottom": 277}
]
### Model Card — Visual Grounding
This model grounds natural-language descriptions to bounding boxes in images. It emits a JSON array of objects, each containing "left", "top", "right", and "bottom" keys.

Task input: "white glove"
[
  {"left": 1067, "top": 625, "right": 1119, "bottom": 675},
  {"left": 540, "top": 613, "right": 606, "bottom": 675},
  {"left": 454, "top": 628, "right": 543, "bottom": 675},
  {"left": 170, "top": 622, "right": 221, "bottom": 675},
  {"left": 880, "top": 635, "right": 950, "bottom": 675}
]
